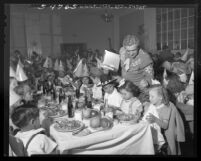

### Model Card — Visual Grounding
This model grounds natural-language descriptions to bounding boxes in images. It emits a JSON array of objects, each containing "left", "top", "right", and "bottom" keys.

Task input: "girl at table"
[
  {"left": 142, "top": 85, "right": 171, "bottom": 153},
  {"left": 98, "top": 74, "right": 123, "bottom": 114},
  {"left": 79, "top": 75, "right": 93, "bottom": 95},
  {"left": 11, "top": 104, "right": 58, "bottom": 156},
  {"left": 118, "top": 79, "right": 142, "bottom": 121}
]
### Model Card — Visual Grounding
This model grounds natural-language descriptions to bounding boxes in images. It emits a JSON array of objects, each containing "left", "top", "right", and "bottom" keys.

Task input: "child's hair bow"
[{"left": 118, "top": 78, "right": 126, "bottom": 87}]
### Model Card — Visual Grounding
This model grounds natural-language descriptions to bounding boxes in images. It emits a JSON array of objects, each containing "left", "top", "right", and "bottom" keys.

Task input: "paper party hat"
[
  {"left": 43, "top": 57, "right": 53, "bottom": 68},
  {"left": 95, "top": 57, "right": 102, "bottom": 69},
  {"left": 59, "top": 60, "right": 65, "bottom": 71},
  {"left": 54, "top": 59, "right": 59, "bottom": 71},
  {"left": 43, "top": 57, "right": 49, "bottom": 68},
  {"left": 73, "top": 59, "right": 89, "bottom": 77},
  {"left": 82, "top": 63, "right": 89, "bottom": 77},
  {"left": 189, "top": 71, "right": 194, "bottom": 85},
  {"left": 10, "top": 66, "right": 16, "bottom": 78},
  {"left": 18, "top": 58, "right": 24, "bottom": 68},
  {"left": 15, "top": 60, "right": 28, "bottom": 82}
]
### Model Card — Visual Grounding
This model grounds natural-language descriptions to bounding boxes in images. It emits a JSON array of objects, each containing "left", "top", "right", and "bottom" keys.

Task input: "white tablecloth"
[{"left": 49, "top": 118, "right": 154, "bottom": 155}]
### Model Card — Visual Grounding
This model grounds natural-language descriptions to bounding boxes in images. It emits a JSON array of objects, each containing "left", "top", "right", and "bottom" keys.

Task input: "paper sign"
[{"left": 102, "top": 50, "right": 120, "bottom": 71}]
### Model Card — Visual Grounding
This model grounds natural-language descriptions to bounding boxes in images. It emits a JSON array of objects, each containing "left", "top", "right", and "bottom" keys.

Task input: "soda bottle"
[
  {"left": 75, "top": 88, "right": 80, "bottom": 99},
  {"left": 68, "top": 95, "right": 74, "bottom": 118},
  {"left": 59, "top": 89, "right": 63, "bottom": 104}
]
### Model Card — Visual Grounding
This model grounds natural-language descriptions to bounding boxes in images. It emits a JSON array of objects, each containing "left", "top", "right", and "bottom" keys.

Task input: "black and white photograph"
[{"left": 4, "top": 2, "right": 199, "bottom": 157}]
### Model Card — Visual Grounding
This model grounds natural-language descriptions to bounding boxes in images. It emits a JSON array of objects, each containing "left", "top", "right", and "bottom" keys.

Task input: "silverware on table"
[{"left": 72, "top": 125, "right": 88, "bottom": 135}]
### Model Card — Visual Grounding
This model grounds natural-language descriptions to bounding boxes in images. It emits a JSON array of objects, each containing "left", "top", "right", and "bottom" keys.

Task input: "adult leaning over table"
[{"left": 119, "top": 34, "right": 154, "bottom": 87}]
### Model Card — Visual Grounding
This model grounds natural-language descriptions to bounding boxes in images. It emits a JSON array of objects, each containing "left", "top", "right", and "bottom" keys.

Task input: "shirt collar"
[{"left": 155, "top": 103, "right": 164, "bottom": 110}]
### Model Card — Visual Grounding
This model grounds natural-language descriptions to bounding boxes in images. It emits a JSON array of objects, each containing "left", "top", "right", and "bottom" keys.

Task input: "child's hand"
[{"left": 146, "top": 113, "right": 157, "bottom": 123}]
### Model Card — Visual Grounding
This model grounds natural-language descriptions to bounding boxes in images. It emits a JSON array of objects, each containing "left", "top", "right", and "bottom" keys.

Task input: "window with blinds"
[{"left": 156, "top": 8, "right": 195, "bottom": 51}]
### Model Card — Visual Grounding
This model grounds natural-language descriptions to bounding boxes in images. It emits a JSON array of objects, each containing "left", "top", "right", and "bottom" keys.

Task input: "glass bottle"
[
  {"left": 59, "top": 89, "right": 63, "bottom": 104},
  {"left": 68, "top": 95, "right": 74, "bottom": 118},
  {"left": 86, "top": 94, "right": 92, "bottom": 109},
  {"left": 75, "top": 88, "right": 80, "bottom": 99},
  {"left": 51, "top": 86, "right": 56, "bottom": 100}
]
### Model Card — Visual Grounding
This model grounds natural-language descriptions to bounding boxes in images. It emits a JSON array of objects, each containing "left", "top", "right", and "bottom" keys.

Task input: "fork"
[{"left": 72, "top": 125, "right": 88, "bottom": 135}]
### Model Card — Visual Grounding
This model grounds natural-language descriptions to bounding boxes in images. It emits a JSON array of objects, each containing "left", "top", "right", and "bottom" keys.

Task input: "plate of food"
[
  {"left": 54, "top": 119, "right": 84, "bottom": 132},
  {"left": 46, "top": 108, "right": 67, "bottom": 118},
  {"left": 116, "top": 113, "right": 138, "bottom": 125}
]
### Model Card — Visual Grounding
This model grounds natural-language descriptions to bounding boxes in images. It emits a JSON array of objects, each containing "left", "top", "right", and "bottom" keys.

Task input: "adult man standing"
[{"left": 119, "top": 34, "right": 154, "bottom": 86}]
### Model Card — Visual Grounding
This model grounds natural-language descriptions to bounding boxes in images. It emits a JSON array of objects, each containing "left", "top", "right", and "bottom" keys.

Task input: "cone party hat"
[
  {"left": 59, "top": 60, "right": 65, "bottom": 71},
  {"left": 43, "top": 57, "right": 49, "bottom": 68},
  {"left": 54, "top": 59, "right": 59, "bottom": 71},
  {"left": 10, "top": 66, "right": 16, "bottom": 78},
  {"left": 15, "top": 60, "right": 28, "bottom": 82}
]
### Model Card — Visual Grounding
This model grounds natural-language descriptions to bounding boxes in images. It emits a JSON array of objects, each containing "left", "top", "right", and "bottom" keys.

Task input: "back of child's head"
[
  {"left": 11, "top": 104, "right": 39, "bottom": 129},
  {"left": 118, "top": 80, "right": 140, "bottom": 97},
  {"left": 166, "top": 75, "right": 185, "bottom": 94},
  {"left": 165, "top": 71, "right": 185, "bottom": 94},
  {"left": 149, "top": 84, "right": 170, "bottom": 106},
  {"left": 175, "top": 52, "right": 182, "bottom": 59}
]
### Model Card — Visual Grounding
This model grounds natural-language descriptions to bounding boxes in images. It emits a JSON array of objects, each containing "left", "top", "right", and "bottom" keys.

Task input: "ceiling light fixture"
[{"left": 101, "top": 10, "right": 114, "bottom": 23}]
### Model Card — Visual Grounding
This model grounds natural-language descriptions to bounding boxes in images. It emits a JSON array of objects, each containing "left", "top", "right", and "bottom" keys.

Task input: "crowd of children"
[{"left": 8, "top": 37, "right": 194, "bottom": 156}]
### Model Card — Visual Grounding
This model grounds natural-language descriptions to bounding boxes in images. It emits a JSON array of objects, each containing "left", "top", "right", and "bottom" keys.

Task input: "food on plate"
[
  {"left": 82, "top": 108, "right": 91, "bottom": 119},
  {"left": 90, "top": 109, "right": 99, "bottom": 118},
  {"left": 100, "top": 117, "right": 111, "bottom": 129},
  {"left": 90, "top": 116, "right": 101, "bottom": 129},
  {"left": 46, "top": 108, "right": 66, "bottom": 117},
  {"left": 54, "top": 119, "right": 82, "bottom": 132}
]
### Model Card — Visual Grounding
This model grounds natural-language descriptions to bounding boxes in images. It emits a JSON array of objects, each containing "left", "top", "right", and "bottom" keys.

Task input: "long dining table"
[{"left": 49, "top": 116, "right": 155, "bottom": 155}]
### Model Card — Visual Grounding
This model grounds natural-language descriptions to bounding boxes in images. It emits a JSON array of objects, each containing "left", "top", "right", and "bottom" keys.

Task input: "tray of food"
[{"left": 54, "top": 119, "right": 84, "bottom": 132}]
